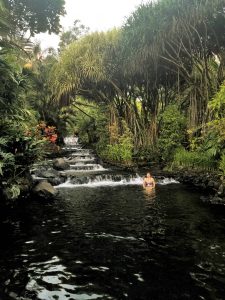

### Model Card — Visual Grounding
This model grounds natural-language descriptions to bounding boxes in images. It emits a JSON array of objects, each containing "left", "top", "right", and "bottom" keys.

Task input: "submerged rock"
[
  {"left": 53, "top": 158, "right": 70, "bottom": 171},
  {"left": 33, "top": 181, "right": 58, "bottom": 199}
]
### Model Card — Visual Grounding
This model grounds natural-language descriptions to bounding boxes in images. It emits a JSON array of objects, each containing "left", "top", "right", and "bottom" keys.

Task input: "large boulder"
[
  {"left": 53, "top": 158, "right": 70, "bottom": 171},
  {"left": 33, "top": 181, "right": 58, "bottom": 199}
]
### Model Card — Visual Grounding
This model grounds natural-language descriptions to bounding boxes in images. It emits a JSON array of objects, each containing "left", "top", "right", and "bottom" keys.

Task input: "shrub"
[
  {"left": 158, "top": 104, "right": 186, "bottom": 162},
  {"left": 172, "top": 148, "right": 217, "bottom": 171},
  {"left": 0, "top": 120, "right": 48, "bottom": 201},
  {"left": 99, "top": 121, "right": 134, "bottom": 165}
]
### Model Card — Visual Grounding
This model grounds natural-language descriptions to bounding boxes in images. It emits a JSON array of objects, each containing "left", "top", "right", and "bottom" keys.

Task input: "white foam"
[
  {"left": 66, "top": 166, "right": 107, "bottom": 173},
  {"left": 56, "top": 176, "right": 142, "bottom": 188},
  {"left": 158, "top": 178, "right": 180, "bottom": 185},
  {"left": 63, "top": 136, "right": 79, "bottom": 145},
  {"left": 71, "top": 153, "right": 92, "bottom": 156},
  {"left": 70, "top": 163, "right": 102, "bottom": 168},
  {"left": 56, "top": 176, "right": 179, "bottom": 188},
  {"left": 66, "top": 158, "right": 95, "bottom": 162}
]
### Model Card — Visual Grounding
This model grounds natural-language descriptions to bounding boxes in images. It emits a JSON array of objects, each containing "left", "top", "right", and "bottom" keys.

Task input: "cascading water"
[
  {"left": 56, "top": 174, "right": 179, "bottom": 188},
  {"left": 54, "top": 138, "right": 179, "bottom": 188},
  {"left": 31, "top": 138, "right": 179, "bottom": 188},
  {"left": 62, "top": 141, "right": 107, "bottom": 174}
]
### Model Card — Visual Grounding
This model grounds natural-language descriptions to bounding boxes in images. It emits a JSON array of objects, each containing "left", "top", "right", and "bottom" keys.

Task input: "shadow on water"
[{"left": 0, "top": 183, "right": 225, "bottom": 299}]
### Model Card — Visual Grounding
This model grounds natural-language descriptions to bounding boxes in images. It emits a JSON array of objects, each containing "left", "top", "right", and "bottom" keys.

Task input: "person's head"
[{"left": 146, "top": 172, "right": 151, "bottom": 178}]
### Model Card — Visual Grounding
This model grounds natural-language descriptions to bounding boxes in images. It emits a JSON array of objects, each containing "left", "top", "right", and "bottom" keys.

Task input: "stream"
[{"left": 0, "top": 141, "right": 225, "bottom": 300}]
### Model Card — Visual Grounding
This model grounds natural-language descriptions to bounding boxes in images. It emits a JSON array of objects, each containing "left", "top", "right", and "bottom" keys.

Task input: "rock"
[
  {"left": 209, "top": 196, "right": 225, "bottom": 205},
  {"left": 40, "top": 169, "right": 59, "bottom": 178},
  {"left": 33, "top": 181, "right": 58, "bottom": 199},
  {"left": 193, "top": 177, "right": 200, "bottom": 184},
  {"left": 217, "top": 184, "right": 225, "bottom": 196},
  {"left": 59, "top": 171, "right": 67, "bottom": 177},
  {"left": 201, "top": 177, "right": 209, "bottom": 184},
  {"left": 200, "top": 195, "right": 209, "bottom": 203},
  {"left": 33, "top": 166, "right": 48, "bottom": 177},
  {"left": 47, "top": 176, "right": 65, "bottom": 186},
  {"left": 207, "top": 180, "right": 215, "bottom": 188},
  {"left": 198, "top": 183, "right": 207, "bottom": 189},
  {"left": 9, "top": 292, "right": 17, "bottom": 299},
  {"left": 70, "top": 176, "right": 89, "bottom": 185},
  {"left": 200, "top": 195, "right": 225, "bottom": 205},
  {"left": 35, "top": 168, "right": 66, "bottom": 186},
  {"left": 213, "top": 181, "right": 220, "bottom": 189},
  {"left": 53, "top": 158, "right": 70, "bottom": 171}
]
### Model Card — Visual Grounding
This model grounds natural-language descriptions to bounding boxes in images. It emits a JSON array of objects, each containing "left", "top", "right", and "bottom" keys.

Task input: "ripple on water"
[
  {"left": 1, "top": 179, "right": 225, "bottom": 299},
  {"left": 37, "top": 290, "right": 110, "bottom": 300},
  {"left": 89, "top": 266, "right": 109, "bottom": 272},
  {"left": 134, "top": 273, "right": 144, "bottom": 282},
  {"left": 25, "top": 256, "right": 113, "bottom": 300},
  {"left": 25, "top": 240, "right": 35, "bottom": 244},
  {"left": 84, "top": 232, "right": 145, "bottom": 242}
]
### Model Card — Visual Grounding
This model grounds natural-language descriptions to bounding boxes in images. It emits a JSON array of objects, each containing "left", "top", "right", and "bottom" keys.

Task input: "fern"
[
  {"left": 4, "top": 184, "right": 20, "bottom": 200},
  {"left": 0, "top": 137, "right": 7, "bottom": 146},
  {"left": 0, "top": 151, "right": 15, "bottom": 164}
]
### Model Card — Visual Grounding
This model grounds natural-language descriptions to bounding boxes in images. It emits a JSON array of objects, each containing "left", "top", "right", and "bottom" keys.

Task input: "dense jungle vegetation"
[{"left": 1, "top": 0, "right": 225, "bottom": 200}]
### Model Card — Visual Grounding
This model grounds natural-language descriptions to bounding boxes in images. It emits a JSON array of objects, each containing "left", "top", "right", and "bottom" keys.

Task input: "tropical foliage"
[
  {"left": 172, "top": 148, "right": 217, "bottom": 172},
  {"left": 158, "top": 104, "right": 186, "bottom": 162},
  {"left": 0, "top": 0, "right": 65, "bottom": 201},
  {"left": 50, "top": 0, "right": 225, "bottom": 168},
  {"left": 2, "top": 0, "right": 225, "bottom": 200}
]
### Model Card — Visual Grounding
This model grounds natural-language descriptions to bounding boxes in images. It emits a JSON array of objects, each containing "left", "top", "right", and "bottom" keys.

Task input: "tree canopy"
[
  {"left": 50, "top": 0, "right": 225, "bottom": 166},
  {"left": 5, "top": 0, "right": 65, "bottom": 35},
  {"left": 59, "top": 19, "right": 90, "bottom": 51}
]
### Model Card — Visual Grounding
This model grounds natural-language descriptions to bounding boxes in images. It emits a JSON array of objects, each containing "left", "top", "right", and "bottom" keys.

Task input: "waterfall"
[
  {"left": 62, "top": 140, "right": 107, "bottom": 173},
  {"left": 32, "top": 137, "right": 180, "bottom": 188}
]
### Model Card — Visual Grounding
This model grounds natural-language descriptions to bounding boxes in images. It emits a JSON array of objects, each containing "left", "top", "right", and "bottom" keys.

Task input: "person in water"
[{"left": 143, "top": 172, "right": 156, "bottom": 189}]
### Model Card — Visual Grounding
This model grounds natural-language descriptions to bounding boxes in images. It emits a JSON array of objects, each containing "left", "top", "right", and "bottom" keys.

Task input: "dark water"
[{"left": 0, "top": 184, "right": 225, "bottom": 300}]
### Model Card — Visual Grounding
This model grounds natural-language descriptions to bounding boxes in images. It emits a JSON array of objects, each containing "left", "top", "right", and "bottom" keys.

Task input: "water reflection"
[
  {"left": 143, "top": 186, "right": 156, "bottom": 200},
  {"left": 26, "top": 255, "right": 102, "bottom": 300}
]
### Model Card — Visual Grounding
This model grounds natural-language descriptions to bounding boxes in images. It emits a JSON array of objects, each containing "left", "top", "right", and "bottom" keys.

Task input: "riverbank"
[
  {"left": 101, "top": 159, "right": 225, "bottom": 205},
  {"left": 7, "top": 144, "right": 225, "bottom": 207},
  {"left": 165, "top": 169, "right": 225, "bottom": 205}
]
